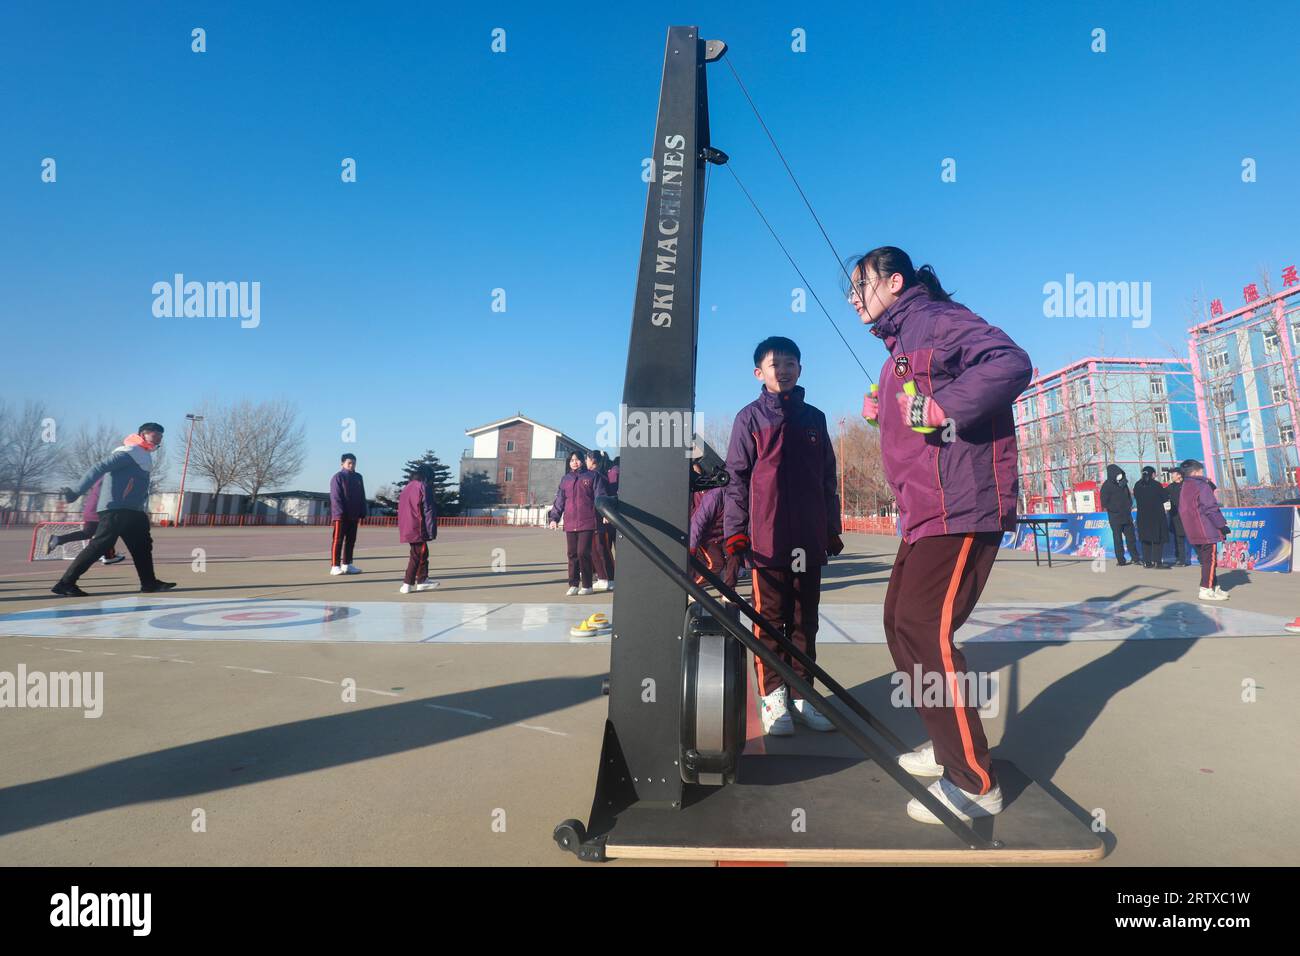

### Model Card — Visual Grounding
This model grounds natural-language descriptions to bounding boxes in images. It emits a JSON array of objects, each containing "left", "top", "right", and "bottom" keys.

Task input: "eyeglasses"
[{"left": 848, "top": 272, "right": 891, "bottom": 304}]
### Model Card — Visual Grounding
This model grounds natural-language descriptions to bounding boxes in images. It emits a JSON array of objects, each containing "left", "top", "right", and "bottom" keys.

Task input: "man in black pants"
[
  {"left": 51, "top": 424, "right": 176, "bottom": 597},
  {"left": 1167, "top": 469, "right": 1189, "bottom": 565},
  {"left": 1099, "top": 464, "right": 1139, "bottom": 566}
]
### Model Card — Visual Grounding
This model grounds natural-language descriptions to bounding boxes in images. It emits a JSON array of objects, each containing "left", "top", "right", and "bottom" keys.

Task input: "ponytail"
[{"left": 914, "top": 263, "right": 952, "bottom": 302}]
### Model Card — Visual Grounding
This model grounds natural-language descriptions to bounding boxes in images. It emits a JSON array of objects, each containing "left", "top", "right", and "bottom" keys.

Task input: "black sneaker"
[
  {"left": 1117, "top": 560, "right": 1129, "bottom": 566},
  {"left": 140, "top": 581, "right": 177, "bottom": 592},
  {"left": 51, "top": 582, "right": 88, "bottom": 598}
]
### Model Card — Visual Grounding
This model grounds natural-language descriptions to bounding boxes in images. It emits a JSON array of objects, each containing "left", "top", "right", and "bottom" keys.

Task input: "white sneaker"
[
  {"left": 791, "top": 697, "right": 837, "bottom": 732},
  {"left": 1199, "top": 586, "right": 1228, "bottom": 602},
  {"left": 399, "top": 583, "right": 413, "bottom": 594},
  {"left": 593, "top": 579, "right": 610, "bottom": 591},
  {"left": 759, "top": 686, "right": 794, "bottom": 736},
  {"left": 330, "top": 566, "right": 345, "bottom": 576},
  {"left": 415, "top": 581, "right": 440, "bottom": 592},
  {"left": 577, "top": 587, "right": 594, "bottom": 595},
  {"left": 907, "top": 777, "right": 1003, "bottom": 825},
  {"left": 565, "top": 586, "right": 579, "bottom": 596},
  {"left": 1213, "top": 586, "right": 1229, "bottom": 600},
  {"left": 898, "top": 744, "right": 945, "bottom": 777},
  {"left": 345, "top": 565, "right": 362, "bottom": 574}
]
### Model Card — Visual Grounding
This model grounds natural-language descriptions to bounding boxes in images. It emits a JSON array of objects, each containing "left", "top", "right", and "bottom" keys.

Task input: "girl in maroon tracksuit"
[
  {"left": 548, "top": 452, "right": 608, "bottom": 594},
  {"left": 585, "top": 449, "right": 615, "bottom": 589},
  {"left": 851, "top": 246, "right": 1032, "bottom": 826}
]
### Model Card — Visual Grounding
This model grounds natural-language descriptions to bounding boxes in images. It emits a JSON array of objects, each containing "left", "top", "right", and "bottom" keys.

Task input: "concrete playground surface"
[{"left": 1, "top": 524, "right": 1297, "bottom": 866}]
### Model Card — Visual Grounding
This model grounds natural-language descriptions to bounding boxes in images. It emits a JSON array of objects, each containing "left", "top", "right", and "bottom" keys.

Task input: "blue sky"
[{"left": 3, "top": 1, "right": 1296, "bottom": 492}]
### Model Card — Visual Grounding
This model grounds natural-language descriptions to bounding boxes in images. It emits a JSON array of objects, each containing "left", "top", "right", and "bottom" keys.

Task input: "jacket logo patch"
[
  {"left": 894, "top": 355, "right": 910, "bottom": 378},
  {"left": 807, "top": 428, "right": 818, "bottom": 445}
]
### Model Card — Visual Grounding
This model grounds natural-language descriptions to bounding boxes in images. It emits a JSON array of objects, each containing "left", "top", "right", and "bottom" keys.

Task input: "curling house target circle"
[{"left": 148, "top": 603, "right": 359, "bottom": 632}]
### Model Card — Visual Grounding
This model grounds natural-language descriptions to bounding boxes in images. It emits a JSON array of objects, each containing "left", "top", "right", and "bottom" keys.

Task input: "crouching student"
[
  {"left": 724, "top": 335, "right": 844, "bottom": 737},
  {"left": 397, "top": 464, "right": 439, "bottom": 594},
  {"left": 689, "top": 484, "right": 739, "bottom": 591}
]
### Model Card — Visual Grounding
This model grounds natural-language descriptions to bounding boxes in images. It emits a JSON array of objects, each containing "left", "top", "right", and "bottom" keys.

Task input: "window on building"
[
  {"left": 1292, "top": 323, "right": 1300, "bottom": 347},
  {"left": 1271, "top": 384, "right": 1288, "bottom": 405},
  {"left": 505, "top": 440, "right": 515, "bottom": 452},
  {"left": 1231, "top": 458, "right": 1247, "bottom": 479},
  {"left": 1225, "top": 420, "right": 1241, "bottom": 441},
  {"left": 1149, "top": 376, "right": 1164, "bottom": 396},
  {"left": 1154, "top": 408, "right": 1168, "bottom": 426},
  {"left": 1212, "top": 383, "right": 1235, "bottom": 406},
  {"left": 1263, "top": 329, "right": 1280, "bottom": 354},
  {"left": 1281, "top": 424, "right": 1295, "bottom": 444},
  {"left": 1157, "top": 436, "right": 1170, "bottom": 455},
  {"left": 504, "top": 466, "right": 514, "bottom": 482},
  {"left": 1208, "top": 350, "right": 1231, "bottom": 372}
]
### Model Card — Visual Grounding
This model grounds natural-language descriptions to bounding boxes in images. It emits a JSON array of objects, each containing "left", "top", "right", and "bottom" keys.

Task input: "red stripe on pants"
[
  {"left": 882, "top": 531, "right": 1001, "bottom": 795},
  {"left": 750, "top": 565, "right": 822, "bottom": 699}
]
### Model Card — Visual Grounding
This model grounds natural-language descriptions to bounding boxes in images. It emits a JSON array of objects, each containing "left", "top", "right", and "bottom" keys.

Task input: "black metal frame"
[{"left": 595, "top": 496, "right": 1000, "bottom": 850}]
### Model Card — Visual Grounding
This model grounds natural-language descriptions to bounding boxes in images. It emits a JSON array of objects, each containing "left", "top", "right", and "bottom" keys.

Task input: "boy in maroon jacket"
[
  {"left": 724, "top": 336, "right": 843, "bottom": 736},
  {"left": 1176, "top": 459, "right": 1231, "bottom": 601}
]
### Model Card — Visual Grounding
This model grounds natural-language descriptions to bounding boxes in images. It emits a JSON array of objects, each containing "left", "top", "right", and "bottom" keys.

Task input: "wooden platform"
[{"left": 603, "top": 756, "right": 1105, "bottom": 863}]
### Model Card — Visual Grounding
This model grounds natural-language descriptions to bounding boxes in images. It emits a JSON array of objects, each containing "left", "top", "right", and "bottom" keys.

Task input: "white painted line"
[
  {"left": 167, "top": 659, "right": 196, "bottom": 664},
  {"left": 424, "top": 703, "right": 492, "bottom": 720},
  {"left": 358, "top": 687, "right": 400, "bottom": 697},
  {"left": 293, "top": 676, "right": 338, "bottom": 685},
  {"left": 132, "top": 655, "right": 162, "bottom": 660},
  {"left": 514, "top": 723, "right": 568, "bottom": 737},
  {"left": 46, "top": 647, "right": 84, "bottom": 653},
  {"left": 223, "top": 665, "right": 275, "bottom": 674}
]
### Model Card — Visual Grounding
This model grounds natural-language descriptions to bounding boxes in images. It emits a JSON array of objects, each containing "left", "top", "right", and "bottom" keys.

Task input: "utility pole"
[
  {"left": 838, "top": 417, "right": 847, "bottom": 516},
  {"left": 175, "top": 413, "right": 204, "bottom": 527}
]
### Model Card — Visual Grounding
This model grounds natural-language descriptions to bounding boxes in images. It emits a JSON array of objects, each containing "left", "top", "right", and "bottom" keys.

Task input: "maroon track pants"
[
  {"left": 883, "top": 531, "right": 1001, "bottom": 795},
  {"left": 750, "top": 565, "right": 822, "bottom": 700},
  {"left": 405, "top": 541, "right": 429, "bottom": 585},
  {"left": 693, "top": 540, "right": 739, "bottom": 590},
  {"left": 1195, "top": 542, "right": 1217, "bottom": 589},
  {"left": 331, "top": 519, "right": 358, "bottom": 566},
  {"left": 592, "top": 525, "right": 615, "bottom": 582},
  {"left": 565, "top": 530, "right": 594, "bottom": 588}
]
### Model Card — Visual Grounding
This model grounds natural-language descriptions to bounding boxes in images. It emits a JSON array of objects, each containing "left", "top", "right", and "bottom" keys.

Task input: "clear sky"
[{"left": 3, "top": 1, "right": 1296, "bottom": 492}]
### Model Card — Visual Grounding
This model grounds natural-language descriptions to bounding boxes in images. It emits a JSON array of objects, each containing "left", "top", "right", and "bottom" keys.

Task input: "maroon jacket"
[
  {"left": 330, "top": 469, "right": 367, "bottom": 520},
  {"left": 549, "top": 468, "right": 607, "bottom": 533},
  {"left": 723, "top": 386, "right": 841, "bottom": 569},
  {"left": 82, "top": 477, "right": 105, "bottom": 521},
  {"left": 872, "top": 286, "right": 1032, "bottom": 543},
  {"left": 397, "top": 479, "right": 438, "bottom": 544},
  {"left": 1178, "top": 475, "right": 1228, "bottom": 546},
  {"left": 689, "top": 487, "right": 724, "bottom": 552}
]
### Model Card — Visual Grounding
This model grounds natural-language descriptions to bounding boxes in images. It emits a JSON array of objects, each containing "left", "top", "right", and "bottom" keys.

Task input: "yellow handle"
[
  {"left": 903, "top": 380, "right": 938, "bottom": 434},
  {"left": 866, "top": 383, "right": 879, "bottom": 427}
]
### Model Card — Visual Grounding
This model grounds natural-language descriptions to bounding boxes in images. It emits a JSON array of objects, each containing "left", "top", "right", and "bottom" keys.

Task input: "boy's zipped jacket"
[
  {"left": 871, "top": 286, "right": 1033, "bottom": 544},
  {"left": 330, "top": 469, "right": 367, "bottom": 520},
  {"left": 1178, "top": 474, "right": 1228, "bottom": 546},
  {"left": 723, "top": 385, "right": 841, "bottom": 568},
  {"left": 67, "top": 436, "right": 155, "bottom": 513}
]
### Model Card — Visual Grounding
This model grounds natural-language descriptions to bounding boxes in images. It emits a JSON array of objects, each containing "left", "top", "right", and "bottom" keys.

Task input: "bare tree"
[
  {"left": 839, "top": 417, "right": 894, "bottom": 516},
  {"left": 0, "top": 400, "right": 66, "bottom": 516},
  {"left": 190, "top": 403, "right": 250, "bottom": 511},
  {"left": 59, "top": 422, "right": 124, "bottom": 484},
  {"left": 697, "top": 415, "right": 734, "bottom": 461},
  {"left": 232, "top": 399, "right": 307, "bottom": 512}
]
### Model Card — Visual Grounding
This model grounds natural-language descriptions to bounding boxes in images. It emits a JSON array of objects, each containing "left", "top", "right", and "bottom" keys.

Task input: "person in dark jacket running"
[
  {"left": 397, "top": 464, "right": 439, "bottom": 594},
  {"left": 1167, "top": 470, "right": 1189, "bottom": 565},
  {"left": 1133, "top": 466, "right": 1170, "bottom": 569},
  {"left": 548, "top": 452, "right": 607, "bottom": 595},
  {"left": 1099, "top": 464, "right": 1139, "bottom": 566},
  {"left": 329, "top": 453, "right": 367, "bottom": 575},
  {"left": 1177, "top": 459, "right": 1231, "bottom": 601},
  {"left": 51, "top": 424, "right": 175, "bottom": 597},
  {"left": 851, "top": 247, "right": 1031, "bottom": 826},
  {"left": 46, "top": 475, "right": 124, "bottom": 565},
  {"left": 724, "top": 336, "right": 843, "bottom": 738}
]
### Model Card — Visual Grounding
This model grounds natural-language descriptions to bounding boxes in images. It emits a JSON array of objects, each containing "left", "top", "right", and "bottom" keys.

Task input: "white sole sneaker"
[
  {"left": 415, "top": 581, "right": 440, "bottom": 591},
  {"left": 791, "top": 698, "right": 837, "bottom": 732},
  {"left": 759, "top": 687, "right": 794, "bottom": 736},
  {"left": 593, "top": 580, "right": 610, "bottom": 591},
  {"left": 1199, "top": 587, "right": 1228, "bottom": 601},
  {"left": 345, "top": 565, "right": 362, "bottom": 574},
  {"left": 577, "top": 588, "right": 594, "bottom": 595},
  {"left": 907, "top": 778, "right": 1003, "bottom": 825},
  {"left": 399, "top": 584, "right": 413, "bottom": 594},
  {"left": 330, "top": 566, "right": 345, "bottom": 576},
  {"left": 565, "top": 587, "right": 579, "bottom": 596},
  {"left": 899, "top": 745, "right": 945, "bottom": 776}
]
